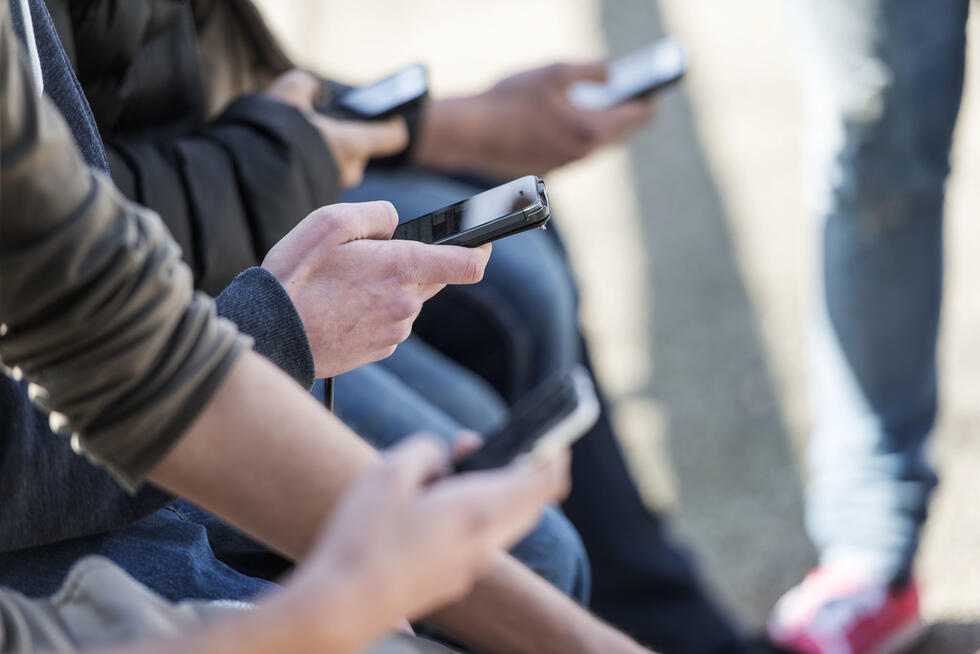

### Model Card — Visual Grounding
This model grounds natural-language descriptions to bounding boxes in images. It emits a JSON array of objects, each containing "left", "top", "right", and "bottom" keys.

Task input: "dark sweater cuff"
[{"left": 215, "top": 268, "right": 315, "bottom": 390}]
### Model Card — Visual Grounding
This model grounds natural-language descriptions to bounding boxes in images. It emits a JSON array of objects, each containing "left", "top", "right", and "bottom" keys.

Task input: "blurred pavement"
[{"left": 255, "top": 1, "right": 980, "bottom": 650}]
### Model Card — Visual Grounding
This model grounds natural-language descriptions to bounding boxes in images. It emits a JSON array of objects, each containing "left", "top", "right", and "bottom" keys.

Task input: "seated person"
[
  {"left": 13, "top": 1, "right": 746, "bottom": 651},
  {"left": 2, "top": 0, "right": 588, "bottom": 609},
  {"left": 0, "top": 5, "right": 655, "bottom": 654}
]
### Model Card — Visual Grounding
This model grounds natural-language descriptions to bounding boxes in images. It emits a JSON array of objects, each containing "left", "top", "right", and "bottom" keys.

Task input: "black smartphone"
[
  {"left": 455, "top": 366, "right": 600, "bottom": 473},
  {"left": 567, "top": 37, "right": 687, "bottom": 110},
  {"left": 320, "top": 63, "right": 428, "bottom": 120},
  {"left": 392, "top": 176, "right": 550, "bottom": 248}
]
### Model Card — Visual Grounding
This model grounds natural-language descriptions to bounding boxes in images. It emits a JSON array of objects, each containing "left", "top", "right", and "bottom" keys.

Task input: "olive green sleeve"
[{"left": 0, "top": 4, "right": 249, "bottom": 491}]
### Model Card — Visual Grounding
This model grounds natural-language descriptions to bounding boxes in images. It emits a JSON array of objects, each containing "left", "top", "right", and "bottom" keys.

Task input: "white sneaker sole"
[{"left": 868, "top": 618, "right": 927, "bottom": 654}]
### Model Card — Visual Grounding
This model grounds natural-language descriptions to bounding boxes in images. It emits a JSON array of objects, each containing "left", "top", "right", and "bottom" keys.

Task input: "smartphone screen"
[
  {"left": 393, "top": 176, "right": 544, "bottom": 245},
  {"left": 338, "top": 64, "right": 427, "bottom": 117},
  {"left": 567, "top": 37, "right": 686, "bottom": 111}
]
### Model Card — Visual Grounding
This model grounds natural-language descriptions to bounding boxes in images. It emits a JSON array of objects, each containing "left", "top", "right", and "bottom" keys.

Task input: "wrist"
[
  {"left": 273, "top": 562, "right": 407, "bottom": 654},
  {"left": 264, "top": 574, "right": 377, "bottom": 654},
  {"left": 412, "top": 97, "right": 489, "bottom": 173}
]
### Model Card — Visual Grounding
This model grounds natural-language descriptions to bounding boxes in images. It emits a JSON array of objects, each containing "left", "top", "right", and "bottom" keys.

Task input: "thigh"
[
  {"left": 378, "top": 335, "right": 507, "bottom": 436},
  {"left": 327, "top": 359, "right": 466, "bottom": 449}
]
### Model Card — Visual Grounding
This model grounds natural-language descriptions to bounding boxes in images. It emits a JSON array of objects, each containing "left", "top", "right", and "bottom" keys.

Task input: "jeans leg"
[
  {"left": 792, "top": 0, "right": 968, "bottom": 581},
  {"left": 375, "top": 335, "right": 506, "bottom": 436},
  {"left": 0, "top": 508, "right": 275, "bottom": 602}
]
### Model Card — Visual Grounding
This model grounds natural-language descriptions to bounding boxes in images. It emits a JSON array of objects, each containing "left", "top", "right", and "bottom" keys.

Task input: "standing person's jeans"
[{"left": 793, "top": 0, "right": 969, "bottom": 582}]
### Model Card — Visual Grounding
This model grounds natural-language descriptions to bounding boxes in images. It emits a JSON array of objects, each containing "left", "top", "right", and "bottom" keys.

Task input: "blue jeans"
[
  {"left": 793, "top": 0, "right": 969, "bottom": 582},
  {"left": 0, "top": 503, "right": 276, "bottom": 601}
]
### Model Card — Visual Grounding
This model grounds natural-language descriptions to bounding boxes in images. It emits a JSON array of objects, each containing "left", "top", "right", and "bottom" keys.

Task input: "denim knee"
[{"left": 508, "top": 506, "right": 590, "bottom": 604}]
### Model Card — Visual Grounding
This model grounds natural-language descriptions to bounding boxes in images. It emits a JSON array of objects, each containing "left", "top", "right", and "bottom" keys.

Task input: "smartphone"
[
  {"left": 321, "top": 63, "right": 428, "bottom": 119},
  {"left": 392, "top": 176, "right": 550, "bottom": 248},
  {"left": 567, "top": 37, "right": 687, "bottom": 111},
  {"left": 455, "top": 365, "right": 600, "bottom": 473}
]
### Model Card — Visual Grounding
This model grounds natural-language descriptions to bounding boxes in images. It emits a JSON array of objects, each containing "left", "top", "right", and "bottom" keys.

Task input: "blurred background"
[{"left": 254, "top": 1, "right": 980, "bottom": 650}]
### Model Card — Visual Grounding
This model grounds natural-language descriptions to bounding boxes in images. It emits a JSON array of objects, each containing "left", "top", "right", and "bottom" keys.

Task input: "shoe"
[{"left": 767, "top": 567, "right": 925, "bottom": 654}]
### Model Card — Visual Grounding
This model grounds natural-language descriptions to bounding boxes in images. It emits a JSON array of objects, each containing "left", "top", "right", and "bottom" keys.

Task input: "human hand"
[
  {"left": 266, "top": 69, "right": 408, "bottom": 188},
  {"left": 287, "top": 435, "right": 571, "bottom": 638},
  {"left": 261, "top": 201, "right": 491, "bottom": 378},
  {"left": 414, "top": 62, "right": 654, "bottom": 178}
]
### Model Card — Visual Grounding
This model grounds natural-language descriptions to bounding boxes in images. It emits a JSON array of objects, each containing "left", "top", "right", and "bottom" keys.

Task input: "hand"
[
  {"left": 288, "top": 435, "right": 571, "bottom": 636},
  {"left": 414, "top": 62, "right": 654, "bottom": 178},
  {"left": 266, "top": 69, "right": 408, "bottom": 188},
  {"left": 261, "top": 201, "right": 492, "bottom": 378}
]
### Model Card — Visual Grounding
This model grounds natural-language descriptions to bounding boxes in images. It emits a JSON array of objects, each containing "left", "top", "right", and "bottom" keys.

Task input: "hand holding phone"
[
  {"left": 319, "top": 64, "right": 429, "bottom": 120},
  {"left": 455, "top": 366, "right": 600, "bottom": 473},
  {"left": 392, "top": 176, "right": 550, "bottom": 248},
  {"left": 567, "top": 37, "right": 686, "bottom": 111}
]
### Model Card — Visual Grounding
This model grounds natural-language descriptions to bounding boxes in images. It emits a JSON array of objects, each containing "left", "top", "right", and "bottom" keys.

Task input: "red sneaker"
[{"left": 767, "top": 567, "right": 925, "bottom": 654}]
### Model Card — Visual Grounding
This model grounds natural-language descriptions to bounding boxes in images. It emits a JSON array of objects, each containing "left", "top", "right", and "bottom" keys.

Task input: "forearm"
[
  {"left": 429, "top": 553, "right": 653, "bottom": 654},
  {"left": 149, "top": 350, "right": 379, "bottom": 559},
  {"left": 411, "top": 97, "right": 490, "bottom": 174}
]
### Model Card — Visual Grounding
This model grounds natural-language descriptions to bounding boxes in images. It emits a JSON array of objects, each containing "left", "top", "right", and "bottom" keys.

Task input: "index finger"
[
  {"left": 436, "top": 450, "right": 571, "bottom": 547},
  {"left": 579, "top": 97, "right": 655, "bottom": 145},
  {"left": 383, "top": 434, "right": 453, "bottom": 491},
  {"left": 400, "top": 241, "right": 492, "bottom": 286}
]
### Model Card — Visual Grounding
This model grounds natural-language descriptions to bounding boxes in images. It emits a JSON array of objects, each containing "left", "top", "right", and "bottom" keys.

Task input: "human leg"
[
  {"left": 794, "top": 0, "right": 968, "bottom": 585},
  {"left": 769, "top": 1, "right": 968, "bottom": 651}
]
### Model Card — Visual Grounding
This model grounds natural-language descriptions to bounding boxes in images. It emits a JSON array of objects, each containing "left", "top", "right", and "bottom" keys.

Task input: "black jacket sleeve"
[{"left": 107, "top": 94, "right": 340, "bottom": 296}]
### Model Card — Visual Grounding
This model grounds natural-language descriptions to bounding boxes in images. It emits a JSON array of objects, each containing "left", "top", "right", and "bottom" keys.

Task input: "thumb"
[{"left": 407, "top": 242, "right": 492, "bottom": 286}]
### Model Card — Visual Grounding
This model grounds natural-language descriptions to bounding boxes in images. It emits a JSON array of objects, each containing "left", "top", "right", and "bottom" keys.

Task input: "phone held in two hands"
[
  {"left": 567, "top": 37, "right": 687, "bottom": 111},
  {"left": 319, "top": 63, "right": 429, "bottom": 120},
  {"left": 455, "top": 365, "right": 600, "bottom": 473}
]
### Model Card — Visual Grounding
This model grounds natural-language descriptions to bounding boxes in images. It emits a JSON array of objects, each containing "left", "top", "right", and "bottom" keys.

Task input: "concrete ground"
[{"left": 256, "top": 1, "right": 980, "bottom": 650}]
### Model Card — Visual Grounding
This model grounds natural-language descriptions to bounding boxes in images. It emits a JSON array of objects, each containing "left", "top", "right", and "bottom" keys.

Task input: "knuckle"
[
  {"left": 375, "top": 200, "right": 399, "bottom": 234},
  {"left": 394, "top": 248, "right": 423, "bottom": 286},
  {"left": 373, "top": 460, "right": 403, "bottom": 487},
  {"left": 463, "top": 254, "right": 485, "bottom": 284},
  {"left": 395, "top": 321, "right": 413, "bottom": 344},
  {"left": 463, "top": 505, "right": 494, "bottom": 536},
  {"left": 385, "top": 321, "right": 412, "bottom": 347},
  {"left": 387, "top": 293, "right": 418, "bottom": 322},
  {"left": 323, "top": 204, "right": 356, "bottom": 233}
]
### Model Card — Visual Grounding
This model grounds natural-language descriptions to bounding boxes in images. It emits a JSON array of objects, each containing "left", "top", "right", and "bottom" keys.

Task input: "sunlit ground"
[{"left": 255, "top": 2, "right": 980, "bottom": 650}]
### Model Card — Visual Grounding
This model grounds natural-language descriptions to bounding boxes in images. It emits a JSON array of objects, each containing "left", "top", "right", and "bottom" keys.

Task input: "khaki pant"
[{"left": 0, "top": 556, "right": 456, "bottom": 653}]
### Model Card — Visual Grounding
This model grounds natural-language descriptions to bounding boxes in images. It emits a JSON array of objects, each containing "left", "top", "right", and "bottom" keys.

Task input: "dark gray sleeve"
[
  {"left": 215, "top": 267, "right": 314, "bottom": 390},
  {"left": 0, "top": 4, "right": 248, "bottom": 491}
]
